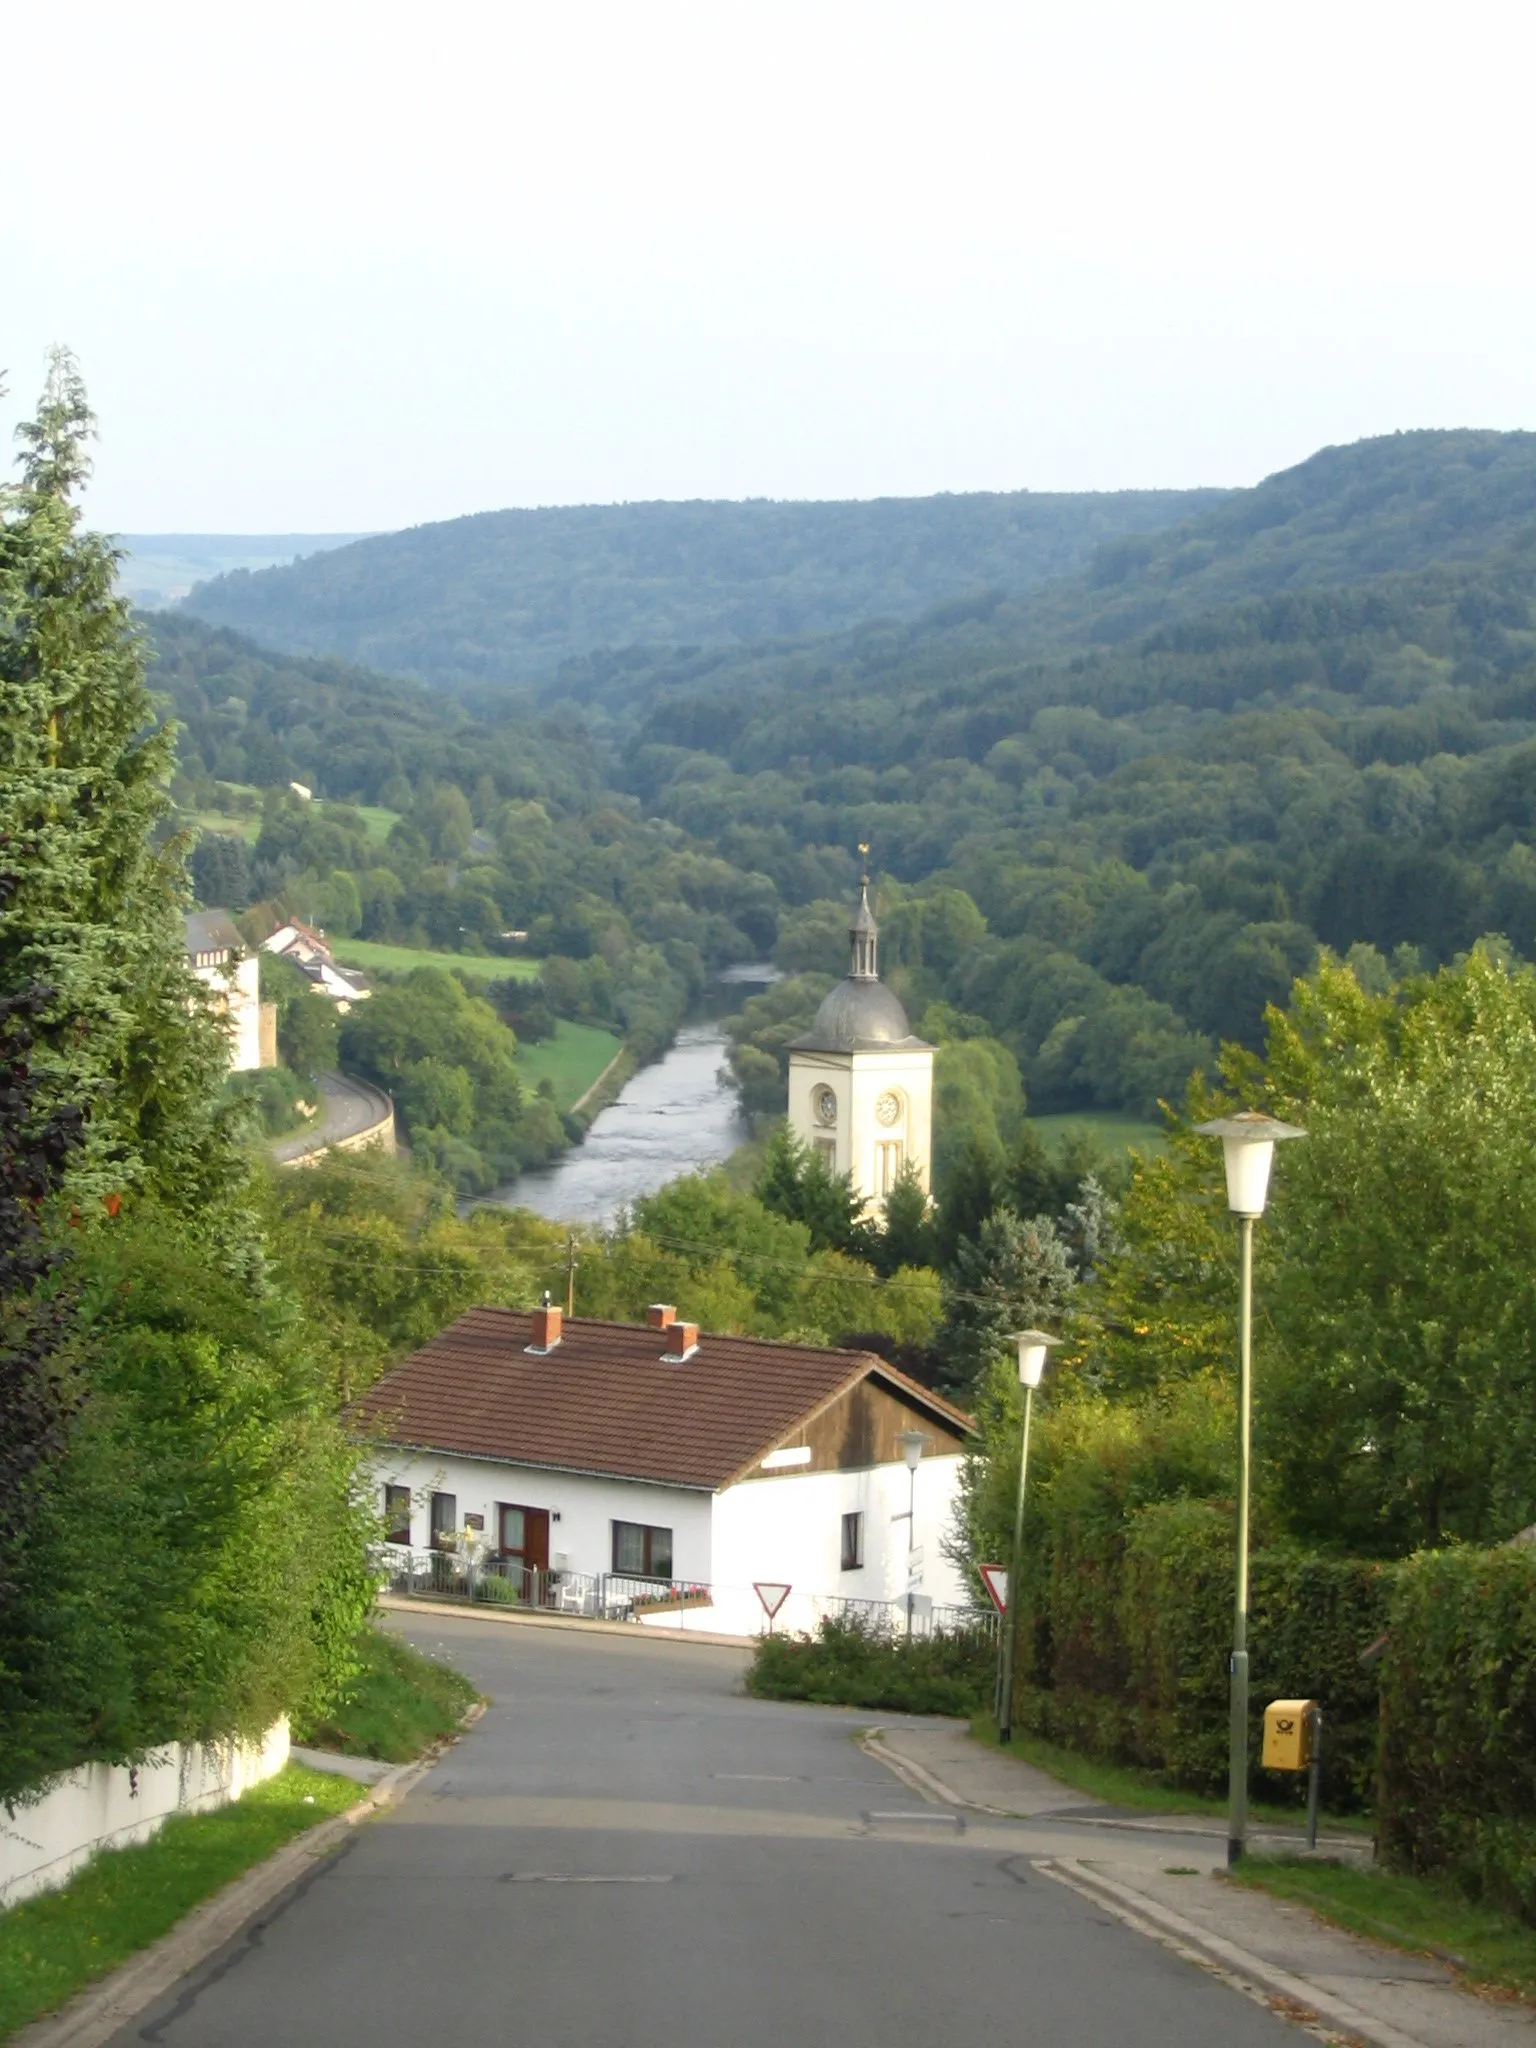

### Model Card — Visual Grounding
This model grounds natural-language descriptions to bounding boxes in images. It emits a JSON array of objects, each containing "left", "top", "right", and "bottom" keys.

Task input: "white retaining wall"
[{"left": 0, "top": 1720, "right": 290, "bottom": 1910}]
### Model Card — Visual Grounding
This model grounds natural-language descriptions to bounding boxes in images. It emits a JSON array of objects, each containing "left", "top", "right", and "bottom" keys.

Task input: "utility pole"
[{"left": 564, "top": 1233, "right": 579, "bottom": 1317}]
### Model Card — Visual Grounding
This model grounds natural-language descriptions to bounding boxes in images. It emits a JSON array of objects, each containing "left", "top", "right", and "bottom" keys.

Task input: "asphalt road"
[
  {"left": 268, "top": 1072, "right": 392, "bottom": 1164},
  {"left": 112, "top": 1614, "right": 1306, "bottom": 2047}
]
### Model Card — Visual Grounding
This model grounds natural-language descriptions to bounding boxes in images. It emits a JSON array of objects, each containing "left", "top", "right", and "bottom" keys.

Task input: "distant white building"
[
  {"left": 787, "top": 881, "right": 935, "bottom": 1209},
  {"left": 354, "top": 1303, "right": 974, "bottom": 1637},
  {"left": 260, "top": 919, "right": 371, "bottom": 1011},
  {"left": 185, "top": 911, "right": 273, "bottom": 1073}
]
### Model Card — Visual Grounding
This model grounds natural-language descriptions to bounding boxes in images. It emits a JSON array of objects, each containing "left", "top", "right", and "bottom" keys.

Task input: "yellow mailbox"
[{"left": 1263, "top": 1698, "right": 1317, "bottom": 1772}]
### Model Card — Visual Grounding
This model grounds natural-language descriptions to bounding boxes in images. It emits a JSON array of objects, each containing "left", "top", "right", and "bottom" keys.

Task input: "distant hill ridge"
[
  {"left": 180, "top": 487, "right": 1227, "bottom": 689},
  {"left": 1018, "top": 428, "right": 1536, "bottom": 648}
]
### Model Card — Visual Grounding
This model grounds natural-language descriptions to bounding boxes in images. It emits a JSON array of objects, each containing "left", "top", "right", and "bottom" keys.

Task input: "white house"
[
  {"left": 185, "top": 910, "right": 273, "bottom": 1073},
  {"left": 354, "top": 1302, "right": 975, "bottom": 1637},
  {"left": 787, "top": 881, "right": 935, "bottom": 1209},
  {"left": 260, "top": 919, "right": 371, "bottom": 1010}
]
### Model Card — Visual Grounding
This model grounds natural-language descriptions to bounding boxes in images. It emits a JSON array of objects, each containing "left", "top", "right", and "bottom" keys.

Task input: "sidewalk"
[{"left": 870, "top": 1723, "right": 1536, "bottom": 2048}]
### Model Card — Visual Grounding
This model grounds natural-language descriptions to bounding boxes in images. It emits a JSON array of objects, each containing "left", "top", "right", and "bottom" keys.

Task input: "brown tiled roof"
[{"left": 351, "top": 1308, "right": 972, "bottom": 1491}]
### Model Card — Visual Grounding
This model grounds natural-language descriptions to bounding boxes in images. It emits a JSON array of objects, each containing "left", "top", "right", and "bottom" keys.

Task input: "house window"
[
  {"left": 383, "top": 1484, "right": 412, "bottom": 1546},
  {"left": 876, "top": 1140, "right": 904, "bottom": 1195},
  {"left": 841, "top": 1510, "right": 864, "bottom": 1571},
  {"left": 612, "top": 1520, "right": 673, "bottom": 1580},
  {"left": 430, "top": 1491, "right": 457, "bottom": 1550}
]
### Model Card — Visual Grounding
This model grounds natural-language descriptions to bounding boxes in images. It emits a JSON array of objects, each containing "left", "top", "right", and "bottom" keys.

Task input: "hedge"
[
  {"left": 1010, "top": 1499, "right": 1390, "bottom": 1810},
  {"left": 1379, "top": 1545, "right": 1536, "bottom": 1923},
  {"left": 747, "top": 1616, "right": 995, "bottom": 1717}
]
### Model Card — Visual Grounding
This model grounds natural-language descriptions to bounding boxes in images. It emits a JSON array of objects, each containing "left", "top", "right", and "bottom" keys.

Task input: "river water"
[{"left": 491, "top": 1022, "right": 749, "bottom": 1226}]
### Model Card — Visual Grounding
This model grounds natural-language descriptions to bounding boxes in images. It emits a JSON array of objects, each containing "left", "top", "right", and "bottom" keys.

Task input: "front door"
[{"left": 498, "top": 1503, "right": 551, "bottom": 1596}]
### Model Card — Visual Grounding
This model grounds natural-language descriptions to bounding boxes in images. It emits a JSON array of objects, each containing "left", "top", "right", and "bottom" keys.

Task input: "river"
[{"left": 490, "top": 1021, "right": 749, "bottom": 1225}]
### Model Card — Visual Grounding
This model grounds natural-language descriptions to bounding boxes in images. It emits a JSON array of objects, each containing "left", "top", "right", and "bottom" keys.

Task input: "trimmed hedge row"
[
  {"left": 1012, "top": 1499, "right": 1390, "bottom": 1811},
  {"left": 1380, "top": 1545, "right": 1536, "bottom": 1923}
]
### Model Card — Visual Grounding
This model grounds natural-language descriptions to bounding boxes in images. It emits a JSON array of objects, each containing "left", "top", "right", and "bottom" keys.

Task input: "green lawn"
[
  {"left": 1231, "top": 1857, "right": 1536, "bottom": 2004},
  {"left": 351, "top": 805, "right": 401, "bottom": 845},
  {"left": 1027, "top": 1110, "right": 1167, "bottom": 1157},
  {"left": 293, "top": 1628, "right": 481, "bottom": 1763},
  {"left": 515, "top": 1020, "right": 623, "bottom": 1111},
  {"left": 191, "top": 810, "right": 262, "bottom": 845},
  {"left": 330, "top": 938, "right": 539, "bottom": 982},
  {"left": 0, "top": 1764, "right": 365, "bottom": 2041}
]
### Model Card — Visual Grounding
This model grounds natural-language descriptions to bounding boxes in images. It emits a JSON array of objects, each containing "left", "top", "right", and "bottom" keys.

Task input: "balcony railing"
[{"left": 376, "top": 1546, "right": 995, "bottom": 1640}]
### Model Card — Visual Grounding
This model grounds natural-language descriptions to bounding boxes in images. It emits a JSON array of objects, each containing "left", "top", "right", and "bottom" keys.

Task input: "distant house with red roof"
[{"left": 352, "top": 1302, "right": 974, "bottom": 1636}]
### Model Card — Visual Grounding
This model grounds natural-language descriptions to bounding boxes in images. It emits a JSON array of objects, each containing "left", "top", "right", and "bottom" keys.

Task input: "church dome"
[{"left": 794, "top": 978, "right": 923, "bottom": 1053}]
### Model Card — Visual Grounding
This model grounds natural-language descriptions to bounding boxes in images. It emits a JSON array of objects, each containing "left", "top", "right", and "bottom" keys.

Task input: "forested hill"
[
  {"left": 1019, "top": 429, "right": 1536, "bottom": 649},
  {"left": 160, "top": 421, "right": 1536, "bottom": 1138},
  {"left": 179, "top": 487, "right": 1225, "bottom": 689}
]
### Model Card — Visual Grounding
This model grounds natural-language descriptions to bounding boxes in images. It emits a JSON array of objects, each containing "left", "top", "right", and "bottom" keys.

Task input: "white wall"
[
  {"left": 788, "top": 1044, "right": 934, "bottom": 1206},
  {"left": 708, "top": 1453, "right": 967, "bottom": 1636},
  {"left": 371, "top": 1452, "right": 714, "bottom": 1582},
  {"left": 0, "top": 1721, "right": 289, "bottom": 1909},
  {"left": 191, "top": 952, "right": 264, "bottom": 1072},
  {"left": 372, "top": 1447, "right": 970, "bottom": 1638}
]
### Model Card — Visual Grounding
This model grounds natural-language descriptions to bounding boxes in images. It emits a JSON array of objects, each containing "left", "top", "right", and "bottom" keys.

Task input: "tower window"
[
  {"left": 876, "top": 1140, "right": 905, "bottom": 1194},
  {"left": 815, "top": 1137, "right": 837, "bottom": 1170}
]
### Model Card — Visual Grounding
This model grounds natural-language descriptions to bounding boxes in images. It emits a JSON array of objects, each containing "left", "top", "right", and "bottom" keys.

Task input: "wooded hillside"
[{"left": 179, "top": 487, "right": 1226, "bottom": 688}]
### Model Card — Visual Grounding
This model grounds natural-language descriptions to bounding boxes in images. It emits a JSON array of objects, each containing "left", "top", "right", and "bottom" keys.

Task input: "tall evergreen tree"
[{"left": 0, "top": 351, "right": 239, "bottom": 1231}]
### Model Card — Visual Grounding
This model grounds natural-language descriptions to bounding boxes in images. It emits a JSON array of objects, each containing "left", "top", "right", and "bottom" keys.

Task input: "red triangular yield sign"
[
  {"left": 979, "top": 1564, "right": 1008, "bottom": 1614},
  {"left": 753, "top": 1581, "right": 792, "bottom": 1619}
]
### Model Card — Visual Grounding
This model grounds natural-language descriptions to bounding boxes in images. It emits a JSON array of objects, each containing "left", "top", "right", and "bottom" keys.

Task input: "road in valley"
[
  {"left": 110, "top": 1614, "right": 1307, "bottom": 2048},
  {"left": 268, "top": 1072, "right": 394, "bottom": 1165}
]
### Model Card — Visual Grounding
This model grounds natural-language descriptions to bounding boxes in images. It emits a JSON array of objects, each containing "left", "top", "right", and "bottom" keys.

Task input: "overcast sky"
[{"left": 5, "top": 0, "right": 1532, "bottom": 531}]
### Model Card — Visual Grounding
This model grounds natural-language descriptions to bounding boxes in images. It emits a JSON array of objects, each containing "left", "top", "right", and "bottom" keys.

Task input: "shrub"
[
  {"left": 746, "top": 1616, "right": 994, "bottom": 1717},
  {"left": 1379, "top": 1545, "right": 1536, "bottom": 1924}
]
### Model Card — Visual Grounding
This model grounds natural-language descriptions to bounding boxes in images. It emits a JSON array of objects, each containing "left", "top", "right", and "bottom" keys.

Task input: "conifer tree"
[{"left": 0, "top": 351, "right": 239, "bottom": 1229}]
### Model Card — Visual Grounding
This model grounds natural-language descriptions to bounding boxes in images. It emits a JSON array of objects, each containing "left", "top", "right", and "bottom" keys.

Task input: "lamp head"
[
  {"left": 895, "top": 1429, "right": 927, "bottom": 1472},
  {"left": 1194, "top": 1110, "right": 1306, "bottom": 1218},
  {"left": 1009, "top": 1328, "right": 1062, "bottom": 1389}
]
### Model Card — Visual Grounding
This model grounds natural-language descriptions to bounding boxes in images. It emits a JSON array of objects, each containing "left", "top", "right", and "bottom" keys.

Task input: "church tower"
[{"left": 786, "top": 880, "right": 935, "bottom": 1210}]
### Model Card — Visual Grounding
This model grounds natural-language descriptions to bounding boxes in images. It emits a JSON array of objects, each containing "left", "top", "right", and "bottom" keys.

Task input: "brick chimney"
[
  {"left": 527, "top": 1293, "right": 563, "bottom": 1353},
  {"left": 661, "top": 1320, "right": 699, "bottom": 1362},
  {"left": 646, "top": 1304, "right": 677, "bottom": 1330}
]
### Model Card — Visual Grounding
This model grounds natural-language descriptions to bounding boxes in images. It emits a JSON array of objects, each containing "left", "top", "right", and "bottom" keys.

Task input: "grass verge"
[
  {"left": 965, "top": 1714, "right": 1372, "bottom": 1831},
  {"left": 329, "top": 937, "right": 538, "bottom": 982},
  {"left": 0, "top": 1763, "right": 363, "bottom": 2041},
  {"left": 1231, "top": 1857, "right": 1536, "bottom": 2004},
  {"left": 515, "top": 1020, "right": 623, "bottom": 1113},
  {"left": 293, "top": 1627, "right": 480, "bottom": 1763}
]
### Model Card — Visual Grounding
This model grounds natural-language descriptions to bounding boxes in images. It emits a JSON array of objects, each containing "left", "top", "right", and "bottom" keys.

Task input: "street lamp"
[
  {"left": 895, "top": 1430, "right": 927, "bottom": 1638},
  {"left": 1194, "top": 1109, "right": 1305, "bottom": 1866},
  {"left": 997, "top": 1329, "right": 1061, "bottom": 1743}
]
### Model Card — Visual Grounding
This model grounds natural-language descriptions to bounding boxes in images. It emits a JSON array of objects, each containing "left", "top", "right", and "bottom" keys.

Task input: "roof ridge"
[{"left": 448, "top": 1303, "right": 881, "bottom": 1362}]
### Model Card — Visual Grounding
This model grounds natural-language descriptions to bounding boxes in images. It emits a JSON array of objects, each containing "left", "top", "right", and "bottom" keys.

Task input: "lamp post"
[
  {"left": 895, "top": 1430, "right": 927, "bottom": 1637},
  {"left": 1194, "top": 1110, "right": 1305, "bottom": 1866},
  {"left": 997, "top": 1329, "right": 1061, "bottom": 1743}
]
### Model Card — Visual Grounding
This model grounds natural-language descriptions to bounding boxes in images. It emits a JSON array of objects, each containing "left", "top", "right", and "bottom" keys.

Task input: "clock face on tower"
[
  {"left": 814, "top": 1086, "right": 838, "bottom": 1126},
  {"left": 875, "top": 1091, "right": 902, "bottom": 1127}
]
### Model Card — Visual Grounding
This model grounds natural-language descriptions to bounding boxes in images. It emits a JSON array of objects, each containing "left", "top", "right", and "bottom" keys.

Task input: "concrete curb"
[
  {"left": 378, "top": 1591, "right": 756, "bottom": 1650},
  {"left": 12, "top": 1707, "right": 483, "bottom": 2048},
  {"left": 859, "top": 1731, "right": 1007, "bottom": 1813},
  {"left": 1036, "top": 1857, "right": 1425, "bottom": 2048}
]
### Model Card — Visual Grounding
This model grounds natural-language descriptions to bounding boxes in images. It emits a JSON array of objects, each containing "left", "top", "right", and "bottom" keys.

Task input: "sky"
[{"left": 5, "top": 0, "right": 1534, "bottom": 531}]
